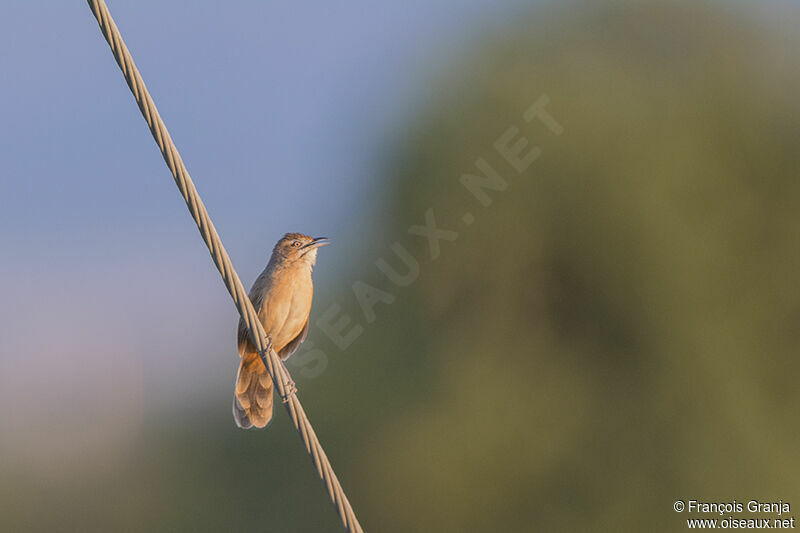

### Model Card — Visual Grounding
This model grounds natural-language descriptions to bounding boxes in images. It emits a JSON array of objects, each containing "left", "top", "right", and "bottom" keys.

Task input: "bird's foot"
[
  {"left": 279, "top": 360, "right": 297, "bottom": 403},
  {"left": 281, "top": 379, "right": 297, "bottom": 403}
]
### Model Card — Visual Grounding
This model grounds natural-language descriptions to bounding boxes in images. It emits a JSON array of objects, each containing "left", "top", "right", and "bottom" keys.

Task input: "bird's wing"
[
  {"left": 277, "top": 318, "right": 309, "bottom": 360},
  {"left": 237, "top": 269, "right": 275, "bottom": 355}
]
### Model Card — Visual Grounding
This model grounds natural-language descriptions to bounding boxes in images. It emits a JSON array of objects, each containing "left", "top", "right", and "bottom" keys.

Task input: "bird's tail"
[{"left": 233, "top": 351, "right": 273, "bottom": 429}]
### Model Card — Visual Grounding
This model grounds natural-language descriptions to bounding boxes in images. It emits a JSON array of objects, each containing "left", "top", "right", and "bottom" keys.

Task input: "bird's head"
[{"left": 272, "top": 233, "right": 330, "bottom": 266}]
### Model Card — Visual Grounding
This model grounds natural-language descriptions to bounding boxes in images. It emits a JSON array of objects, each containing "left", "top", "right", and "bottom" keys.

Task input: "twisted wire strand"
[{"left": 86, "top": 2, "right": 363, "bottom": 531}]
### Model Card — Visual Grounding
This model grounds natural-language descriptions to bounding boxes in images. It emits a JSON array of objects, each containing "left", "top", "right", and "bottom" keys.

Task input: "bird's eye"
[{"left": 292, "top": 240, "right": 302, "bottom": 248}]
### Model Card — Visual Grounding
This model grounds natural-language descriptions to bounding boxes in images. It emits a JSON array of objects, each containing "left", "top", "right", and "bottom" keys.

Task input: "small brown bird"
[{"left": 233, "top": 233, "right": 329, "bottom": 429}]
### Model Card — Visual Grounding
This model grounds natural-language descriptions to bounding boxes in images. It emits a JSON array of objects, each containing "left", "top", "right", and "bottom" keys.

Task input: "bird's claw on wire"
[
  {"left": 282, "top": 380, "right": 297, "bottom": 403},
  {"left": 280, "top": 360, "right": 297, "bottom": 402}
]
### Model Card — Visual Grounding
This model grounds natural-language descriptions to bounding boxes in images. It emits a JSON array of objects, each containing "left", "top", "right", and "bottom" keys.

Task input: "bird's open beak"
[{"left": 304, "top": 237, "right": 330, "bottom": 249}]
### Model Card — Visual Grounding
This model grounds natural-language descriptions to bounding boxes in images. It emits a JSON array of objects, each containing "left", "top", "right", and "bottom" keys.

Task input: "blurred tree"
[{"left": 345, "top": 2, "right": 800, "bottom": 531}]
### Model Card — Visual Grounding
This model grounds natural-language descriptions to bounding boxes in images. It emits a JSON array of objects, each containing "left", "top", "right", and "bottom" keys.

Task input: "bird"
[{"left": 233, "top": 232, "right": 329, "bottom": 429}]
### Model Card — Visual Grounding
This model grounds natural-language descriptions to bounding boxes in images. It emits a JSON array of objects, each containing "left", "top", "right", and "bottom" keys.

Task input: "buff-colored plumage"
[{"left": 233, "top": 233, "right": 328, "bottom": 429}]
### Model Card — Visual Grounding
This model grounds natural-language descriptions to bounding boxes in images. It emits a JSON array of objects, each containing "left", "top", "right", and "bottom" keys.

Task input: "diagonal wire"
[{"left": 85, "top": 2, "right": 364, "bottom": 531}]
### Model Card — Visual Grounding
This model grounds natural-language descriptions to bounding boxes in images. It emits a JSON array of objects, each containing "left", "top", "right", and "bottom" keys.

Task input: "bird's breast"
[{"left": 260, "top": 268, "right": 314, "bottom": 352}]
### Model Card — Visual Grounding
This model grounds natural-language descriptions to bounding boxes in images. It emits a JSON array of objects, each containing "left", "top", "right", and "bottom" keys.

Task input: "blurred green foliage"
[
  {"left": 4, "top": 1, "right": 799, "bottom": 531},
  {"left": 352, "top": 2, "right": 800, "bottom": 531}
]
